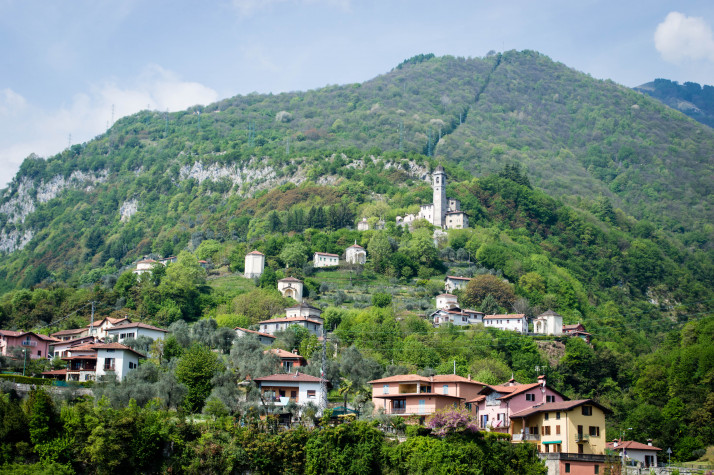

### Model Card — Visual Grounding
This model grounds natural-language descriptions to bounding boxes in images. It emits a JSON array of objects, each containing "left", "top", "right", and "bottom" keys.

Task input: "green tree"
[
  {"left": 279, "top": 241, "right": 309, "bottom": 268},
  {"left": 463, "top": 274, "right": 516, "bottom": 309},
  {"left": 175, "top": 344, "right": 224, "bottom": 412}
]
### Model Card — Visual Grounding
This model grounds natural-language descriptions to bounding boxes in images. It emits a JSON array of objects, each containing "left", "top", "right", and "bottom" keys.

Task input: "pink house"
[
  {"left": 369, "top": 374, "right": 486, "bottom": 418},
  {"left": 0, "top": 330, "right": 59, "bottom": 359},
  {"left": 469, "top": 376, "right": 567, "bottom": 431}
]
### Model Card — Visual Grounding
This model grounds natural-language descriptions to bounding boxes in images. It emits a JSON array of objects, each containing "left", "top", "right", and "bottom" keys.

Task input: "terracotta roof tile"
[
  {"left": 254, "top": 372, "right": 326, "bottom": 383},
  {"left": 606, "top": 440, "right": 661, "bottom": 451},
  {"left": 235, "top": 327, "right": 276, "bottom": 339}
]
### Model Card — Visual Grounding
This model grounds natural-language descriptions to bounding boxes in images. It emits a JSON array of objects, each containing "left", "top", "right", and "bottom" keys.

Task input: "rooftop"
[{"left": 253, "top": 372, "right": 326, "bottom": 383}]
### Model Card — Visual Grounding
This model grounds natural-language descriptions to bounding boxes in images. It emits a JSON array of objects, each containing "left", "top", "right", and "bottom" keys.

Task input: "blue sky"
[{"left": 1, "top": 0, "right": 713, "bottom": 188}]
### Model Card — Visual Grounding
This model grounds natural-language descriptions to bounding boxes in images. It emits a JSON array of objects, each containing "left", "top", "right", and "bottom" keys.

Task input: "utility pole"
[
  {"left": 319, "top": 333, "right": 327, "bottom": 416},
  {"left": 89, "top": 301, "right": 95, "bottom": 337},
  {"left": 22, "top": 348, "right": 27, "bottom": 376}
]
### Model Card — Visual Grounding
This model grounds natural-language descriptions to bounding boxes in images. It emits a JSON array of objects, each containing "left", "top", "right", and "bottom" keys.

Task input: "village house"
[
  {"left": 105, "top": 322, "right": 168, "bottom": 343},
  {"left": 357, "top": 217, "right": 370, "bottom": 231},
  {"left": 345, "top": 241, "right": 367, "bottom": 265},
  {"left": 86, "top": 316, "right": 131, "bottom": 340},
  {"left": 277, "top": 277, "right": 304, "bottom": 303},
  {"left": 563, "top": 323, "right": 591, "bottom": 343},
  {"left": 0, "top": 330, "right": 59, "bottom": 359},
  {"left": 483, "top": 314, "right": 528, "bottom": 333},
  {"left": 470, "top": 376, "right": 567, "bottom": 431},
  {"left": 265, "top": 348, "right": 307, "bottom": 372},
  {"left": 444, "top": 275, "right": 472, "bottom": 293},
  {"left": 158, "top": 256, "right": 177, "bottom": 266},
  {"left": 606, "top": 439, "right": 661, "bottom": 469},
  {"left": 533, "top": 310, "right": 563, "bottom": 336},
  {"left": 285, "top": 303, "right": 323, "bottom": 322},
  {"left": 368, "top": 374, "right": 486, "bottom": 418},
  {"left": 253, "top": 371, "right": 328, "bottom": 414},
  {"left": 511, "top": 399, "right": 611, "bottom": 475},
  {"left": 435, "top": 293, "right": 459, "bottom": 310},
  {"left": 258, "top": 316, "right": 324, "bottom": 337},
  {"left": 432, "top": 308, "right": 484, "bottom": 327},
  {"left": 49, "top": 335, "right": 99, "bottom": 359},
  {"left": 244, "top": 250, "right": 265, "bottom": 278},
  {"left": 51, "top": 328, "right": 88, "bottom": 341},
  {"left": 313, "top": 251, "right": 339, "bottom": 268},
  {"left": 61, "top": 342, "right": 145, "bottom": 382},
  {"left": 133, "top": 258, "right": 158, "bottom": 276},
  {"left": 235, "top": 327, "right": 276, "bottom": 345}
]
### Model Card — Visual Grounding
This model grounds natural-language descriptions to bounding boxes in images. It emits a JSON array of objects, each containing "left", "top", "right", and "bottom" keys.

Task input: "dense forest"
[
  {"left": 0, "top": 52, "right": 712, "bottom": 473},
  {"left": 635, "top": 78, "right": 714, "bottom": 128}
]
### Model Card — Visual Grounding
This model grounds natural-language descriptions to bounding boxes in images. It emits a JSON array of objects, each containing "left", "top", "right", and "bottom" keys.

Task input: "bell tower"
[{"left": 433, "top": 165, "right": 447, "bottom": 227}]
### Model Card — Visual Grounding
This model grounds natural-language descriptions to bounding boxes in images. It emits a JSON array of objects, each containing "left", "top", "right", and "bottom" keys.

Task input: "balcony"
[
  {"left": 21, "top": 340, "right": 37, "bottom": 347},
  {"left": 575, "top": 434, "right": 590, "bottom": 443},
  {"left": 513, "top": 433, "right": 540, "bottom": 442},
  {"left": 103, "top": 364, "right": 115, "bottom": 371}
]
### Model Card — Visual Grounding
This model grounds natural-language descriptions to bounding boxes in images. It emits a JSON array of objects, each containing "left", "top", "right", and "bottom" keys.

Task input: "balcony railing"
[
  {"left": 513, "top": 433, "right": 540, "bottom": 441},
  {"left": 103, "top": 365, "right": 115, "bottom": 371},
  {"left": 21, "top": 341, "right": 37, "bottom": 347},
  {"left": 575, "top": 433, "right": 590, "bottom": 443},
  {"left": 391, "top": 408, "right": 406, "bottom": 414}
]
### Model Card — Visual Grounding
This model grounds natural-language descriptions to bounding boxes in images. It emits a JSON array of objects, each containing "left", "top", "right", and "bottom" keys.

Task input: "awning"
[{"left": 542, "top": 441, "right": 562, "bottom": 444}]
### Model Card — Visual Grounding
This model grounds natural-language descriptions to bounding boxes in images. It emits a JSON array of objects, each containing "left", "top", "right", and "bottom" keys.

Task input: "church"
[{"left": 396, "top": 165, "right": 468, "bottom": 229}]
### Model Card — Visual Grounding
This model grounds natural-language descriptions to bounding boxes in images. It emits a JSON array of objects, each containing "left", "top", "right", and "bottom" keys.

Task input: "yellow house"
[{"left": 510, "top": 400, "right": 611, "bottom": 475}]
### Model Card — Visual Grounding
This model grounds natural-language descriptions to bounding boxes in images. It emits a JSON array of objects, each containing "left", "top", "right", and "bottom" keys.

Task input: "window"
[
  {"left": 565, "top": 463, "right": 571, "bottom": 473},
  {"left": 104, "top": 357, "right": 115, "bottom": 371},
  {"left": 589, "top": 426, "right": 600, "bottom": 437},
  {"left": 582, "top": 406, "right": 592, "bottom": 416},
  {"left": 526, "top": 393, "right": 535, "bottom": 401},
  {"left": 543, "top": 426, "right": 551, "bottom": 436},
  {"left": 546, "top": 395, "right": 556, "bottom": 403},
  {"left": 544, "top": 412, "right": 549, "bottom": 420},
  {"left": 307, "top": 390, "right": 316, "bottom": 398},
  {"left": 383, "top": 385, "right": 389, "bottom": 395},
  {"left": 578, "top": 444, "right": 584, "bottom": 454},
  {"left": 594, "top": 465, "right": 599, "bottom": 474},
  {"left": 556, "top": 412, "right": 560, "bottom": 420},
  {"left": 529, "top": 426, "right": 538, "bottom": 435},
  {"left": 37, "top": 350, "right": 41, "bottom": 356},
  {"left": 543, "top": 444, "right": 549, "bottom": 453},
  {"left": 129, "top": 362, "right": 137, "bottom": 369},
  {"left": 443, "top": 384, "right": 449, "bottom": 394},
  {"left": 556, "top": 425, "right": 561, "bottom": 435}
]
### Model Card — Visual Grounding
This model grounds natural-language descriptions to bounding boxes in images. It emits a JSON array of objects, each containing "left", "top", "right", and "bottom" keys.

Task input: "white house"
[
  {"left": 532, "top": 309, "right": 563, "bottom": 336},
  {"left": 133, "top": 259, "right": 158, "bottom": 276},
  {"left": 345, "top": 242, "right": 366, "bottom": 265},
  {"left": 357, "top": 218, "right": 370, "bottom": 231},
  {"left": 106, "top": 322, "right": 168, "bottom": 343},
  {"left": 253, "top": 371, "right": 328, "bottom": 415},
  {"left": 313, "top": 252, "right": 339, "bottom": 268},
  {"left": 244, "top": 250, "right": 265, "bottom": 278},
  {"left": 278, "top": 277, "right": 304, "bottom": 303},
  {"left": 285, "top": 303, "right": 323, "bottom": 322},
  {"left": 258, "top": 316, "right": 323, "bottom": 337},
  {"left": 445, "top": 275, "right": 472, "bottom": 293},
  {"left": 94, "top": 343, "right": 145, "bottom": 381},
  {"left": 432, "top": 308, "right": 484, "bottom": 327},
  {"left": 235, "top": 327, "right": 276, "bottom": 346},
  {"left": 86, "top": 317, "right": 131, "bottom": 339},
  {"left": 606, "top": 440, "right": 661, "bottom": 469},
  {"left": 483, "top": 314, "right": 528, "bottom": 333},
  {"left": 435, "top": 293, "right": 459, "bottom": 310}
]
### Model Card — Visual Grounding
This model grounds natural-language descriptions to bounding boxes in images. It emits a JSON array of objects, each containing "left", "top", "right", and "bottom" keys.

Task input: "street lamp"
[{"left": 22, "top": 347, "right": 27, "bottom": 376}]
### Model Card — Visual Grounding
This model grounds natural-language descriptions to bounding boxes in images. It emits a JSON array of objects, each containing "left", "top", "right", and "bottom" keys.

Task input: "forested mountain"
[
  {"left": 635, "top": 78, "right": 714, "bottom": 128},
  {"left": 0, "top": 51, "right": 713, "bottom": 467}
]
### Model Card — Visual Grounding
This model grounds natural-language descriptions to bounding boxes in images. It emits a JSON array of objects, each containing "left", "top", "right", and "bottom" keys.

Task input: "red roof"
[
  {"left": 510, "top": 399, "right": 612, "bottom": 418},
  {"left": 278, "top": 277, "right": 302, "bottom": 283},
  {"left": 266, "top": 348, "right": 303, "bottom": 359},
  {"left": 606, "top": 440, "right": 661, "bottom": 451},
  {"left": 436, "top": 293, "right": 457, "bottom": 298},
  {"left": 446, "top": 275, "right": 472, "bottom": 281},
  {"left": 369, "top": 374, "right": 485, "bottom": 385},
  {"left": 0, "top": 330, "right": 59, "bottom": 342},
  {"left": 42, "top": 368, "right": 68, "bottom": 376},
  {"left": 235, "top": 327, "right": 275, "bottom": 339},
  {"left": 247, "top": 250, "right": 264, "bottom": 255},
  {"left": 51, "top": 328, "right": 86, "bottom": 336},
  {"left": 253, "top": 372, "right": 326, "bottom": 383},
  {"left": 107, "top": 322, "right": 167, "bottom": 332}
]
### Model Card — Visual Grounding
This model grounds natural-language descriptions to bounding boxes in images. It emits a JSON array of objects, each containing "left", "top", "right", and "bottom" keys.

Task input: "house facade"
[
  {"left": 533, "top": 310, "right": 563, "bottom": 336},
  {"left": 563, "top": 323, "right": 591, "bottom": 343},
  {"left": 49, "top": 335, "right": 99, "bottom": 358},
  {"left": 483, "top": 314, "right": 528, "bottom": 333},
  {"left": 258, "top": 316, "right": 323, "bottom": 337},
  {"left": 606, "top": 440, "right": 661, "bottom": 469},
  {"left": 470, "top": 377, "right": 567, "bottom": 431},
  {"left": 345, "top": 242, "right": 366, "bottom": 265},
  {"left": 253, "top": 372, "right": 328, "bottom": 414},
  {"left": 86, "top": 317, "right": 131, "bottom": 339},
  {"left": 285, "top": 303, "right": 323, "bottom": 321},
  {"left": 235, "top": 327, "right": 276, "bottom": 345},
  {"left": 435, "top": 293, "right": 458, "bottom": 310},
  {"left": 369, "top": 374, "right": 485, "bottom": 417},
  {"left": 444, "top": 275, "right": 472, "bottom": 293},
  {"left": 278, "top": 277, "right": 304, "bottom": 303},
  {"left": 105, "top": 322, "right": 168, "bottom": 343},
  {"left": 133, "top": 259, "right": 158, "bottom": 276},
  {"left": 313, "top": 252, "right": 339, "bottom": 267},
  {"left": 62, "top": 342, "right": 144, "bottom": 381},
  {"left": 266, "top": 348, "right": 307, "bottom": 372},
  {"left": 432, "top": 308, "right": 484, "bottom": 327},
  {"left": 244, "top": 250, "right": 265, "bottom": 278},
  {"left": 0, "top": 331, "right": 58, "bottom": 359}
]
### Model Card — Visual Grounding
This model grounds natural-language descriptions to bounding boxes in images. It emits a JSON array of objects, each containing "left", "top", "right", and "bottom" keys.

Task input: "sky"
[{"left": 1, "top": 0, "right": 713, "bottom": 189}]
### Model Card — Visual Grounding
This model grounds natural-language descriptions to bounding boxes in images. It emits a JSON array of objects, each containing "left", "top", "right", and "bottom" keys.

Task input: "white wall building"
[
  {"left": 483, "top": 314, "right": 528, "bottom": 333},
  {"left": 106, "top": 322, "right": 168, "bottom": 343},
  {"left": 345, "top": 242, "right": 367, "bottom": 265},
  {"left": 313, "top": 252, "right": 339, "bottom": 268},
  {"left": 435, "top": 293, "right": 459, "bottom": 310},
  {"left": 259, "top": 316, "right": 323, "bottom": 337},
  {"left": 606, "top": 440, "right": 661, "bottom": 469},
  {"left": 432, "top": 308, "right": 484, "bottom": 327},
  {"left": 445, "top": 275, "right": 472, "bottom": 293},
  {"left": 235, "top": 327, "right": 276, "bottom": 346},
  {"left": 397, "top": 166, "right": 469, "bottom": 230},
  {"left": 133, "top": 259, "right": 157, "bottom": 276},
  {"left": 94, "top": 343, "right": 144, "bottom": 381},
  {"left": 357, "top": 218, "right": 370, "bottom": 231},
  {"left": 532, "top": 310, "right": 563, "bottom": 336},
  {"left": 253, "top": 372, "right": 328, "bottom": 415},
  {"left": 244, "top": 250, "right": 265, "bottom": 278},
  {"left": 278, "top": 277, "right": 304, "bottom": 303}
]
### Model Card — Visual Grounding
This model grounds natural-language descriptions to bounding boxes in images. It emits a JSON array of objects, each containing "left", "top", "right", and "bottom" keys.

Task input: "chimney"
[
  {"left": 430, "top": 375, "right": 434, "bottom": 383},
  {"left": 613, "top": 440, "right": 618, "bottom": 448},
  {"left": 647, "top": 439, "right": 652, "bottom": 446},
  {"left": 292, "top": 348, "right": 298, "bottom": 354},
  {"left": 468, "top": 373, "right": 471, "bottom": 381},
  {"left": 538, "top": 375, "right": 546, "bottom": 387}
]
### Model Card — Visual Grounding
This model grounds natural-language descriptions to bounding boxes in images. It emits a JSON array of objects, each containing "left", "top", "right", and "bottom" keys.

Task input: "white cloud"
[
  {"left": 0, "top": 66, "right": 218, "bottom": 189},
  {"left": 231, "top": 0, "right": 350, "bottom": 18},
  {"left": 654, "top": 11, "right": 714, "bottom": 63}
]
